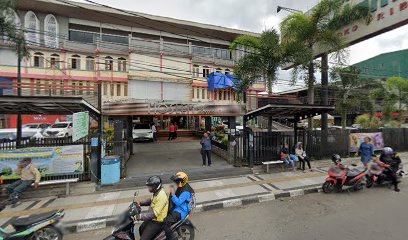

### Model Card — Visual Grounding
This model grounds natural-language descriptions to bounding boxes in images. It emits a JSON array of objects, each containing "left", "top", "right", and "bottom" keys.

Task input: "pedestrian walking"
[
  {"left": 174, "top": 123, "right": 178, "bottom": 139},
  {"left": 151, "top": 123, "right": 157, "bottom": 141},
  {"left": 7, "top": 157, "right": 41, "bottom": 203},
  {"left": 295, "top": 142, "right": 312, "bottom": 172},
  {"left": 200, "top": 132, "right": 212, "bottom": 166},
  {"left": 356, "top": 136, "right": 374, "bottom": 167},
  {"left": 168, "top": 123, "right": 175, "bottom": 141}
]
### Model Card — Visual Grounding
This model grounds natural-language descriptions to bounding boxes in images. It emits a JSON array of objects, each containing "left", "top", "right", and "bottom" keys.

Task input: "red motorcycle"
[{"left": 322, "top": 155, "right": 367, "bottom": 193}]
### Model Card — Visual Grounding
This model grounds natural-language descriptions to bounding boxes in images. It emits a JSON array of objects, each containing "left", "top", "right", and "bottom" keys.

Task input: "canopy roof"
[
  {"left": 0, "top": 96, "right": 100, "bottom": 118},
  {"left": 245, "top": 103, "right": 334, "bottom": 120}
]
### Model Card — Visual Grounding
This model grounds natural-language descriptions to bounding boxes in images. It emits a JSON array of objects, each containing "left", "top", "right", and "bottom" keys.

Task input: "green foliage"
[
  {"left": 0, "top": 0, "right": 28, "bottom": 57},
  {"left": 330, "top": 66, "right": 378, "bottom": 128},
  {"left": 280, "top": 0, "right": 371, "bottom": 108},
  {"left": 230, "top": 29, "right": 284, "bottom": 94},
  {"left": 355, "top": 114, "right": 383, "bottom": 129},
  {"left": 386, "top": 120, "right": 401, "bottom": 128}
]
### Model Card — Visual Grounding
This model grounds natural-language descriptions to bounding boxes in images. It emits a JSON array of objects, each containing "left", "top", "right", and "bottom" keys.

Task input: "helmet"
[
  {"left": 383, "top": 147, "right": 394, "bottom": 156},
  {"left": 170, "top": 172, "right": 189, "bottom": 188},
  {"left": 331, "top": 154, "right": 341, "bottom": 164},
  {"left": 146, "top": 176, "right": 162, "bottom": 193}
]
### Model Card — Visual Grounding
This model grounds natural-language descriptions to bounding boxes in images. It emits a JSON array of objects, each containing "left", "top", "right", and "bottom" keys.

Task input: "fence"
[
  {"left": 0, "top": 137, "right": 91, "bottom": 182},
  {"left": 239, "top": 128, "right": 408, "bottom": 166}
]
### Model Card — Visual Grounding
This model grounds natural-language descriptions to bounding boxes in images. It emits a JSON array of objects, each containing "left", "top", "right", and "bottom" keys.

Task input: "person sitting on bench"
[
  {"left": 280, "top": 145, "right": 297, "bottom": 172},
  {"left": 7, "top": 157, "right": 41, "bottom": 203}
]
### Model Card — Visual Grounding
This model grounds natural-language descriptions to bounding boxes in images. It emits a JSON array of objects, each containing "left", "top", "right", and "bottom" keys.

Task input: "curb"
[{"left": 63, "top": 185, "right": 322, "bottom": 234}]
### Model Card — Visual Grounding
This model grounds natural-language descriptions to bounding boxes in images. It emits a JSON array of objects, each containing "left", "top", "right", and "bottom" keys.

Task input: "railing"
[{"left": 241, "top": 128, "right": 408, "bottom": 165}]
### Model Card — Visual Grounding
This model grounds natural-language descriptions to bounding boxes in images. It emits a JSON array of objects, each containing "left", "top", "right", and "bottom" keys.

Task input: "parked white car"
[
  {"left": 42, "top": 122, "right": 73, "bottom": 138},
  {"left": 133, "top": 123, "right": 153, "bottom": 141}
]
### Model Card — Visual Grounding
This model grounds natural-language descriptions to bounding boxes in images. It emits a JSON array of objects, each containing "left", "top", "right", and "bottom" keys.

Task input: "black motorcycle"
[{"left": 104, "top": 192, "right": 195, "bottom": 240}]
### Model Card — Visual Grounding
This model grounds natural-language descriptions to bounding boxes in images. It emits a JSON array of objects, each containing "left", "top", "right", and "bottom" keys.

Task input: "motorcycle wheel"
[
  {"left": 28, "top": 226, "right": 63, "bottom": 240},
  {"left": 177, "top": 225, "right": 195, "bottom": 240},
  {"left": 353, "top": 183, "right": 364, "bottom": 191},
  {"left": 322, "top": 181, "right": 335, "bottom": 193},
  {"left": 366, "top": 176, "right": 374, "bottom": 188}
]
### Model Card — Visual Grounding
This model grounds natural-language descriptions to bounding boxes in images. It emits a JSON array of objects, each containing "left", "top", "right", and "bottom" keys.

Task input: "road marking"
[{"left": 0, "top": 172, "right": 325, "bottom": 218}]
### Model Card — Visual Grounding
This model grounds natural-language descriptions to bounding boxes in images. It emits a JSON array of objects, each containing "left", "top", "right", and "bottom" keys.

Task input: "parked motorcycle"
[
  {"left": 104, "top": 192, "right": 195, "bottom": 240},
  {"left": 0, "top": 209, "right": 64, "bottom": 240},
  {"left": 322, "top": 163, "right": 367, "bottom": 193},
  {"left": 366, "top": 161, "right": 404, "bottom": 188}
]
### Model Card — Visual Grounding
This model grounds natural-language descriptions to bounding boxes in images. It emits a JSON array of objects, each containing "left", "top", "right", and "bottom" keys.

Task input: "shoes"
[
  {"left": 395, "top": 188, "right": 400, "bottom": 192},
  {"left": 202, "top": 164, "right": 206, "bottom": 167}
]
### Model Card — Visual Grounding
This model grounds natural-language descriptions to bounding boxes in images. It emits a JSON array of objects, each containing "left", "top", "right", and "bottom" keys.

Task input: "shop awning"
[
  {"left": 245, "top": 103, "right": 335, "bottom": 120},
  {"left": 0, "top": 96, "right": 100, "bottom": 117}
]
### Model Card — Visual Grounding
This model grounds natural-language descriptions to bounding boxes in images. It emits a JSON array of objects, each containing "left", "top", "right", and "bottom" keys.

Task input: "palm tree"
[
  {"left": 280, "top": 0, "right": 371, "bottom": 128},
  {"left": 229, "top": 29, "right": 284, "bottom": 95},
  {"left": 330, "top": 66, "right": 377, "bottom": 129}
]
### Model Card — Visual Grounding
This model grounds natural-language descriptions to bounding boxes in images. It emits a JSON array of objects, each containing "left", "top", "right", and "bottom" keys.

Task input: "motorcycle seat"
[
  {"left": 11, "top": 210, "right": 58, "bottom": 229},
  {"left": 347, "top": 169, "right": 364, "bottom": 177}
]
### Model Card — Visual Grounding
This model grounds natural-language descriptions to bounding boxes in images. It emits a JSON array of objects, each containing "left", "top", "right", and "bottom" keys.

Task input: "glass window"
[
  {"left": 110, "top": 83, "right": 114, "bottom": 95},
  {"left": 202, "top": 66, "right": 209, "bottom": 78},
  {"left": 51, "top": 80, "right": 57, "bottom": 95},
  {"left": 105, "top": 56, "right": 113, "bottom": 71},
  {"left": 216, "top": 68, "right": 222, "bottom": 73},
  {"left": 124, "top": 83, "right": 128, "bottom": 97},
  {"left": 196, "top": 88, "right": 200, "bottom": 99},
  {"left": 24, "top": 11, "right": 40, "bottom": 44},
  {"left": 72, "top": 82, "right": 76, "bottom": 95},
  {"left": 44, "top": 14, "right": 59, "bottom": 48},
  {"left": 86, "top": 56, "right": 95, "bottom": 71},
  {"left": 103, "top": 83, "right": 107, "bottom": 95},
  {"left": 192, "top": 65, "right": 199, "bottom": 77},
  {"left": 219, "top": 90, "right": 222, "bottom": 100},
  {"left": 117, "top": 83, "right": 121, "bottom": 96},
  {"left": 59, "top": 80, "right": 64, "bottom": 95},
  {"left": 118, "top": 58, "right": 127, "bottom": 72},
  {"left": 69, "top": 30, "right": 95, "bottom": 43},
  {"left": 202, "top": 89, "right": 205, "bottom": 99},
  {"left": 71, "top": 55, "right": 81, "bottom": 69},
  {"left": 36, "top": 80, "right": 41, "bottom": 94},
  {"left": 50, "top": 54, "right": 60, "bottom": 69},
  {"left": 33, "top": 52, "right": 44, "bottom": 68},
  {"left": 102, "top": 34, "right": 128, "bottom": 44}
]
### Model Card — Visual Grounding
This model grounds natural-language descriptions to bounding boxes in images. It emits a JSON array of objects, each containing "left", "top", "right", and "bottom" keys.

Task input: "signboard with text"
[
  {"left": 0, "top": 145, "right": 84, "bottom": 179},
  {"left": 73, "top": 111, "right": 89, "bottom": 142}
]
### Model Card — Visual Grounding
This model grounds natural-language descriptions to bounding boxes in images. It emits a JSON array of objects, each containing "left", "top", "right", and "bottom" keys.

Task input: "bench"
[
  {"left": 33, "top": 178, "right": 79, "bottom": 196},
  {"left": 262, "top": 160, "right": 284, "bottom": 173}
]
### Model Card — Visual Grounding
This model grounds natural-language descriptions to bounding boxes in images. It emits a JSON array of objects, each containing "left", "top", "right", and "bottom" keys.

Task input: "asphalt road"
[{"left": 65, "top": 184, "right": 408, "bottom": 240}]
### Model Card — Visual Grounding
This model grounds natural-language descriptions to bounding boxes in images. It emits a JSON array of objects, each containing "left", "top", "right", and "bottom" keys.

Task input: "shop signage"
[{"left": 103, "top": 101, "right": 245, "bottom": 116}]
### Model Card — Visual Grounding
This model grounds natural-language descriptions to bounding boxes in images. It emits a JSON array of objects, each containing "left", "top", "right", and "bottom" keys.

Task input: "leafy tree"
[
  {"left": 330, "top": 66, "right": 378, "bottom": 129},
  {"left": 370, "top": 77, "right": 408, "bottom": 122},
  {"left": 280, "top": 0, "right": 371, "bottom": 128},
  {"left": 229, "top": 29, "right": 284, "bottom": 95},
  {"left": 355, "top": 114, "right": 382, "bottom": 129}
]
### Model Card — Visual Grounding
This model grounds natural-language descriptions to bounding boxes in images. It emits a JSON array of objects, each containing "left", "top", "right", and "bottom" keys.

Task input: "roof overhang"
[
  {"left": 17, "top": 0, "right": 260, "bottom": 42},
  {"left": 0, "top": 96, "right": 100, "bottom": 117},
  {"left": 245, "top": 103, "right": 335, "bottom": 120}
]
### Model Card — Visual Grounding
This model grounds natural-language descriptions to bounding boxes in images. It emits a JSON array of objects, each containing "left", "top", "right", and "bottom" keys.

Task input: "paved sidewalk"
[{"left": 0, "top": 153, "right": 406, "bottom": 234}]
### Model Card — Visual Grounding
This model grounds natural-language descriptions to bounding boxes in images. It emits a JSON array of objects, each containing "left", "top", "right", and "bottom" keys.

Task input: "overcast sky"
[{"left": 74, "top": 0, "right": 408, "bottom": 91}]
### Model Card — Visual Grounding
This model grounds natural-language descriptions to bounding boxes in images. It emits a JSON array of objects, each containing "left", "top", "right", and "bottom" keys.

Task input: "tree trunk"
[{"left": 307, "top": 62, "right": 315, "bottom": 129}]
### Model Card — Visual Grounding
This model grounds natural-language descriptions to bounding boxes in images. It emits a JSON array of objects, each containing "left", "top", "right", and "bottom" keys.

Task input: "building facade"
[
  {"left": 0, "top": 0, "right": 264, "bottom": 129},
  {"left": 352, "top": 49, "right": 408, "bottom": 80}
]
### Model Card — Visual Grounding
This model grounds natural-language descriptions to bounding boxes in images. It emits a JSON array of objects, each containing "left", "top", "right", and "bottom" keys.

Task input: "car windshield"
[
  {"left": 51, "top": 123, "right": 68, "bottom": 128},
  {"left": 134, "top": 124, "right": 150, "bottom": 129},
  {"left": 24, "top": 124, "right": 38, "bottom": 129}
]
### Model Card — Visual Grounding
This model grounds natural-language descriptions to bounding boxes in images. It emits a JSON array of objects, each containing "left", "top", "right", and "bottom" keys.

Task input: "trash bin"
[{"left": 101, "top": 155, "right": 121, "bottom": 185}]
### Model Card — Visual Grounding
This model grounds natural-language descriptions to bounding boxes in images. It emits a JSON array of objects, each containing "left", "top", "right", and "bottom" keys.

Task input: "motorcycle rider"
[
  {"left": 163, "top": 172, "right": 195, "bottom": 240},
  {"left": 135, "top": 176, "right": 169, "bottom": 240},
  {"left": 378, "top": 147, "right": 401, "bottom": 192}
]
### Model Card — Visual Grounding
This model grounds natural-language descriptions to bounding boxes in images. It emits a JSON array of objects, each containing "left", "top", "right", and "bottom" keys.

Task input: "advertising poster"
[
  {"left": 349, "top": 132, "right": 384, "bottom": 152},
  {"left": 0, "top": 145, "right": 84, "bottom": 179},
  {"left": 73, "top": 111, "right": 89, "bottom": 142}
]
